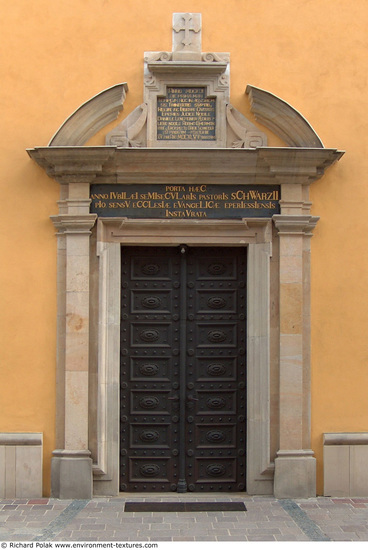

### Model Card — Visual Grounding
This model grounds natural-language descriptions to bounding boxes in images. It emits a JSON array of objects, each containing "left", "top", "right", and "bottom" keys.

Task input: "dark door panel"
[
  {"left": 185, "top": 248, "right": 246, "bottom": 492},
  {"left": 120, "top": 247, "right": 181, "bottom": 492},
  {"left": 120, "top": 246, "right": 246, "bottom": 492}
]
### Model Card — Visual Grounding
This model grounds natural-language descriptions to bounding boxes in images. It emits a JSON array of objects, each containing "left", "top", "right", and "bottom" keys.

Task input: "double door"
[{"left": 120, "top": 246, "right": 247, "bottom": 492}]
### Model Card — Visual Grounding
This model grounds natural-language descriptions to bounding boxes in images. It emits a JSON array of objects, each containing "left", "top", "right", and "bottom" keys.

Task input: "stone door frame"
[
  {"left": 27, "top": 146, "right": 343, "bottom": 498},
  {"left": 93, "top": 218, "right": 274, "bottom": 496}
]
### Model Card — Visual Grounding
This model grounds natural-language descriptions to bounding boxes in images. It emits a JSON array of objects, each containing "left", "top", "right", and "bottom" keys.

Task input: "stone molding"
[
  {"left": 247, "top": 241, "right": 274, "bottom": 493},
  {"left": 324, "top": 433, "right": 368, "bottom": 446},
  {"left": 49, "top": 84, "right": 128, "bottom": 146},
  {"left": 273, "top": 214, "right": 320, "bottom": 235},
  {"left": 97, "top": 217, "right": 272, "bottom": 247},
  {"left": 27, "top": 148, "right": 114, "bottom": 185},
  {"left": 28, "top": 147, "right": 343, "bottom": 186},
  {"left": 276, "top": 449, "right": 315, "bottom": 458},
  {"left": 92, "top": 241, "right": 120, "bottom": 482},
  {"left": 145, "top": 57, "right": 229, "bottom": 74},
  {"left": 246, "top": 85, "right": 324, "bottom": 148},
  {"left": 52, "top": 449, "right": 92, "bottom": 459},
  {"left": 0, "top": 433, "right": 43, "bottom": 446},
  {"left": 92, "top": 218, "right": 274, "bottom": 495},
  {"left": 51, "top": 213, "right": 97, "bottom": 234}
]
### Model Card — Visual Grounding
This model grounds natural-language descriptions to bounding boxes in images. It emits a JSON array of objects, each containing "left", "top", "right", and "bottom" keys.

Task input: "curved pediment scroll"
[
  {"left": 226, "top": 104, "right": 267, "bottom": 148},
  {"left": 106, "top": 103, "right": 148, "bottom": 147},
  {"left": 246, "top": 85, "right": 324, "bottom": 148},
  {"left": 49, "top": 84, "right": 128, "bottom": 146}
]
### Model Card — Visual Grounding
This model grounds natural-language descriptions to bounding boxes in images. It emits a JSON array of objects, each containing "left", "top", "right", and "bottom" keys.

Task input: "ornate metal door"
[{"left": 120, "top": 246, "right": 246, "bottom": 492}]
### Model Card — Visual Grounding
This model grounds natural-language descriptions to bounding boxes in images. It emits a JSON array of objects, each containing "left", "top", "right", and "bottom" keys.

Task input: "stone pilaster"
[
  {"left": 50, "top": 188, "right": 96, "bottom": 499},
  {"left": 272, "top": 213, "right": 318, "bottom": 498}
]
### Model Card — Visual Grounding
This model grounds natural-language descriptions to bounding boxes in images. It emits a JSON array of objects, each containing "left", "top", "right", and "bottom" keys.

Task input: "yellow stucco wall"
[{"left": 1, "top": 0, "right": 367, "bottom": 495}]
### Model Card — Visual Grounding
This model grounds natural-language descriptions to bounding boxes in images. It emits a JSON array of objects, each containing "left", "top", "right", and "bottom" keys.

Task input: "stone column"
[
  {"left": 273, "top": 210, "right": 318, "bottom": 498},
  {"left": 50, "top": 182, "right": 97, "bottom": 499}
]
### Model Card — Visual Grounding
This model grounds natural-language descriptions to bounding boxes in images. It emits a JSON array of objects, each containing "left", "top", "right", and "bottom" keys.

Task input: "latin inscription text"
[
  {"left": 90, "top": 184, "right": 280, "bottom": 219},
  {"left": 157, "top": 87, "right": 216, "bottom": 141}
]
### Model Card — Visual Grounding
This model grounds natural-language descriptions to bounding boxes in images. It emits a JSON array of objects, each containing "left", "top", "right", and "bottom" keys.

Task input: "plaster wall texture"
[{"left": 0, "top": 0, "right": 367, "bottom": 495}]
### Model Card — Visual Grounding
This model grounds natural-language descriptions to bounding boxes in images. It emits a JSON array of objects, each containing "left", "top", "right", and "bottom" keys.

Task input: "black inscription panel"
[
  {"left": 157, "top": 87, "right": 216, "bottom": 141},
  {"left": 90, "top": 184, "right": 280, "bottom": 219}
]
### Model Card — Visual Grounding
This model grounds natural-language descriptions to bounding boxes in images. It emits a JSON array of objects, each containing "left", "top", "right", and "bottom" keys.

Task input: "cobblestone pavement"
[{"left": 1, "top": 495, "right": 368, "bottom": 542}]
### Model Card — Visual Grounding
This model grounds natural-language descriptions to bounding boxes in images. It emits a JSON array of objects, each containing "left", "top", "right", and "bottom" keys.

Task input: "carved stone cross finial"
[
  {"left": 172, "top": 13, "right": 202, "bottom": 60},
  {"left": 173, "top": 13, "right": 201, "bottom": 47}
]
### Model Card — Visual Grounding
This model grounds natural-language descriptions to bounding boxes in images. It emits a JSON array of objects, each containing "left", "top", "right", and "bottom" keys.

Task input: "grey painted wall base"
[
  {"left": 274, "top": 451, "right": 316, "bottom": 498},
  {"left": 51, "top": 450, "right": 93, "bottom": 500}
]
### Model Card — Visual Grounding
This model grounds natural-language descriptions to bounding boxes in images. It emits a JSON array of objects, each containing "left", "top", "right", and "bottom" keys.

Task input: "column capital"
[
  {"left": 273, "top": 214, "right": 319, "bottom": 235},
  {"left": 50, "top": 214, "right": 97, "bottom": 234}
]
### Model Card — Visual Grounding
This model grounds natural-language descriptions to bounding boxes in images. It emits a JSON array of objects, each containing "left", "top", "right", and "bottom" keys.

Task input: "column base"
[
  {"left": 51, "top": 449, "right": 93, "bottom": 499},
  {"left": 274, "top": 450, "right": 316, "bottom": 499}
]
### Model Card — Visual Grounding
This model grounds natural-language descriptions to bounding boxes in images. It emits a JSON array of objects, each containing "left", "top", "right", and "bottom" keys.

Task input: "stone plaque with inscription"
[
  {"left": 90, "top": 184, "right": 280, "bottom": 219},
  {"left": 106, "top": 12, "right": 267, "bottom": 148},
  {"left": 157, "top": 87, "right": 216, "bottom": 141}
]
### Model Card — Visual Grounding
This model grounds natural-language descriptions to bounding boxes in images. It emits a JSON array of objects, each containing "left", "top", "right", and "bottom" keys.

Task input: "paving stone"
[
  {"left": 112, "top": 530, "right": 142, "bottom": 538},
  {"left": 232, "top": 522, "right": 259, "bottom": 529},
  {"left": 2, "top": 495, "right": 368, "bottom": 541},
  {"left": 247, "top": 527, "right": 282, "bottom": 534},
  {"left": 78, "top": 524, "right": 107, "bottom": 530},
  {"left": 163, "top": 516, "right": 196, "bottom": 523},
  {"left": 217, "top": 535, "right": 248, "bottom": 540},
  {"left": 341, "top": 525, "right": 368, "bottom": 532},
  {"left": 114, "top": 517, "right": 143, "bottom": 523},
  {"left": 276, "top": 534, "right": 308, "bottom": 541},
  {"left": 247, "top": 534, "right": 276, "bottom": 541},
  {"left": 142, "top": 516, "right": 163, "bottom": 523},
  {"left": 205, "top": 529, "right": 231, "bottom": 535}
]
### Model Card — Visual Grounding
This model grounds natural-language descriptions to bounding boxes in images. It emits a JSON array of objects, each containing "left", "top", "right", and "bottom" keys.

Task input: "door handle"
[
  {"left": 169, "top": 394, "right": 199, "bottom": 402},
  {"left": 168, "top": 394, "right": 179, "bottom": 401},
  {"left": 187, "top": 394, "right": 199, "bottom": 402}
]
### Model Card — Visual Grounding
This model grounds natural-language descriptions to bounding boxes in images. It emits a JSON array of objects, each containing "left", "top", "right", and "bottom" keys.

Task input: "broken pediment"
[
  {"left": 46, "top": 13, "right": 326, "bottom": 150},
  {"left": 105, "top": 13, "right": 267, "bottom": 149}
]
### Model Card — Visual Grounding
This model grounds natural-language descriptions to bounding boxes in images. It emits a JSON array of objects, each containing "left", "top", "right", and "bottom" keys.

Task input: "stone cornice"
[
  {"left": 97, "top": 217, "right": 273, "bottom": 246},
  {"left": 258, "top": 148, "right": 344, "bottom": 185},
  {"left": 51, "top": 214, "right": 97, "bottom": 234},
  {"left": 147, "top": 60, "right": 228, "bottom": 75},
  {"left": 323, "top": 433, "right": 368, "bottom": 446},
  {"left": 27, "top": 147, "right": 115, "bottom": 184},
  {"left": 273, "top": 214, "right": 320, "bottom": 235},
  {"left": 27, "top": 146, "right": 344, "bottom": 186},
  {"left": 0, "top": 433, "right": 43, "bottom": 446}
]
